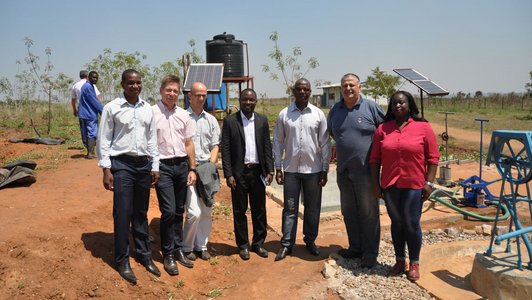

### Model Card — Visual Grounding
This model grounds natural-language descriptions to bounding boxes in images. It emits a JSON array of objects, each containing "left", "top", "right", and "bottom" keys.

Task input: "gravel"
[{"left": 322, "top": 228, "right": 490, "bottom": 299}]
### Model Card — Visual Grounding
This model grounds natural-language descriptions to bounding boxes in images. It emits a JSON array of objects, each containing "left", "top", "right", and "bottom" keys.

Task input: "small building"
[
  {"left": 317, "top": 83, "right": 389, "bottom": 107},
  {"left": 316, "top": 83, "right": 341, "bottom": 107}
]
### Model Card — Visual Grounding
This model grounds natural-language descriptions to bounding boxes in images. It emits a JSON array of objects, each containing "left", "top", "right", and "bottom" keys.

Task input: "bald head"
[
  {"left": 191, "top": 82, "right": 207, "bottom": 94},
  {"left": 188, "top": 82, "right": 208, "bottom": 114}
]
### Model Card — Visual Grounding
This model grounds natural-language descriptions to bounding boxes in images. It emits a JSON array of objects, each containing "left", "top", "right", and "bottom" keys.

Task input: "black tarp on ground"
[{"left": 0, "top": 160, "right": 37, "bottom": 189}]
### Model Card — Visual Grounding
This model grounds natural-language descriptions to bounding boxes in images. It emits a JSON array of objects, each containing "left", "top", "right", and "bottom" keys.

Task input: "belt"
[
  {"left": 160, "top": 156, "right": 187, "bottom": 165},
  {"left": 114, "top": 154, "right": 149, "bottom": 163},
  {"left": 244, "top": 163, "right": 259, "bottom": 169}
]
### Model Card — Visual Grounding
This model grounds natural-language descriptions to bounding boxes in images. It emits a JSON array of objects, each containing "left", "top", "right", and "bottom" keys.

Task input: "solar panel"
[
  {"left": 183, "top": 63, "right": 224, "bottom": 92},
  {"left": 393, "top": 68, "right": 428, "bottom": 81},
  {"left": 393, "top": 68, "right": 449, "bottom": 96},
  {"left": 414, "top": 80, "right": 449, "bottom": 96}
]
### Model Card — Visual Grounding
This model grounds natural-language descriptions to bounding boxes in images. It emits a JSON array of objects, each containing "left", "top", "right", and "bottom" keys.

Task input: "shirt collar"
[
  {"left": 240, "top": 111, "right": 254, "bottom": 121},
  {"left": 340, "top": 96, "right": 364, "bottom": 108},
  {"left": 187, "top": 106, "right": 205, "bottom": 118},
  {"left": 120, "top": 96, "right": 145, "bottom": 107},
  {"left": 158, "top": 100, "right": 175, "bottom": 112},
  {"left": 289, "top": 102, "right": 311, "bottom": 112}
]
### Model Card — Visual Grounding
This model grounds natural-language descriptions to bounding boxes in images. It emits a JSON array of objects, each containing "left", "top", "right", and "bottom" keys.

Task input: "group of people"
[{"left": 73, "top": 68, "right": 439, "bottom": 285}]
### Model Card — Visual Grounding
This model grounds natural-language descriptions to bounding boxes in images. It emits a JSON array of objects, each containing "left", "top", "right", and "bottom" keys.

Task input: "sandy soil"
[{"left": 0, "top": 124, "right": 527, "bottom": 299}]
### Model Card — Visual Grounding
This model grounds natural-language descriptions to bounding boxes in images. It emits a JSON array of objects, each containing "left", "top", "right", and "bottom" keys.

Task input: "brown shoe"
[
  {"left": 390, "top": 260, "right": 406, "bottom": 276},
  {"left": 407, "top": 263, "right": 420, "bottom": 281}
]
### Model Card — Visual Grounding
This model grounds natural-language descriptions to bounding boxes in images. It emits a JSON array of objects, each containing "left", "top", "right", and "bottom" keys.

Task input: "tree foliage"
[
  {"left": 362, "top": 67, "right": 400, "bottom": 100},
  {"left": 261, "top": 31, "right": 319, "bottom": 97},
  {"left": 85, "top": 40, "right": 203, "bottom": 103},
  {"left": 23, "top": 37, "right": 74, "bottom": 134},
  {"left": 85, "top": 48, "right": 150, "bottom": 102},
  {"left": 526, "top": 70, "right": 532, "bottom": 97}
]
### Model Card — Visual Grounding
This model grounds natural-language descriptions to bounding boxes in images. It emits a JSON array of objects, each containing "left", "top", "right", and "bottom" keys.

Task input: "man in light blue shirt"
[
  {"left": 97, "top": 69, "right": 160, "bottom": 285},
  {"left": 183, "top": 82, "right": 221, "bottom": 261},
  {"left": 273, "top": 78, "right": 331, "bottom": 261}
]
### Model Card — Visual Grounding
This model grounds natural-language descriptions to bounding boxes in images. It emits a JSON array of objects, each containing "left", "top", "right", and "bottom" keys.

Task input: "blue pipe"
[{"left": 495, "top": 227, "right": 532, "bottom": 244}]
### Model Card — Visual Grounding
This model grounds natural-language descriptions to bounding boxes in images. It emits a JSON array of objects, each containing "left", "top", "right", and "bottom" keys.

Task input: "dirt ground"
[{"left": 0, "top": 125, "right": 527, "bottom": 299}]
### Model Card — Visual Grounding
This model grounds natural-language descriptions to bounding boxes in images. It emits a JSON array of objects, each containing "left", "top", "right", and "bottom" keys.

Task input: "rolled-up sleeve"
[
  {"left": 273, "top": 113, "right": 285, "bottom": 170},
  {"left": 97, "top": 105, "right": 114, "bottom": 169},
  {"left": 424, "top": 123, "right": 440, "bottom": 165}
]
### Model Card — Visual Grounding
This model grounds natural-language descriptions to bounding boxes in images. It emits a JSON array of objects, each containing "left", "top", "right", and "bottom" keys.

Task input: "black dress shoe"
[
  {"left": 275, "top": 247, "right": 292, "bottom": 261},
  {"left": 361, "top": 256, "right": 377, "bottom": 268},
  {"left": 305, "top": 242, "right": 320, "bottom": 256},
  {"left": 239, "top": 248, "right": 250, "bottom": 260},
  {"left": 337, "top": 248, "right": 363, "bottom": 259},
  {"left": 175, "top": 250, "right": 194, "bottom": 268},
  {"left": 163, "top": 254, "right": 179, "bottom": 276},
  {"left": 196, "top": 250, "right": 211, "bottom": 260},
  {"left": 117, "top": 262, "right": 137, "bottom": 285},
  {"left": 251, "top": 245, "right": 268, "bottom": 258},
  {"left": 184, "top": 251, "right": 197, "bottom": 261},
  {"left": 142, "top": 259, "right": 161, "bottom": 277}
]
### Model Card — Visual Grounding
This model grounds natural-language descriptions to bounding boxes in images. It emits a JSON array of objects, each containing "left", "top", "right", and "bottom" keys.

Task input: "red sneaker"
[
  {"left": 407, "top": 263, "right": 420, "bottom": 281},
  {"left": 390, "top": 260, "right": 406, "bottom": 276}
]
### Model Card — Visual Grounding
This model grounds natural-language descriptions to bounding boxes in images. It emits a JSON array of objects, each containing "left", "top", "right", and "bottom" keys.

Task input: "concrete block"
[{"left": 471, "top": 252, "right": 532, "bottom": 300}]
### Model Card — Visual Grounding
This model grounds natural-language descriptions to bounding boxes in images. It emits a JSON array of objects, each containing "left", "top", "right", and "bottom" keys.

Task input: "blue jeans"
[
  {"left": 337, "top": 169, "right": 380, "bottom": 258},
  {"left": 280, "top": 172, "right": 322, "bottom": 248},
  {"left": 383, "top": 185, "right": 423, "bottom": 262},
  {"left": 111, "top": 157, "right": 152, "bottom": 266},
  {"left": 155, "top": 160, "right": 189, "bottom": 256}
]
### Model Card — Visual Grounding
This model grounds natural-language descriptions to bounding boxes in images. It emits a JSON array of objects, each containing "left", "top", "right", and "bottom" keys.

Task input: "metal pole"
[
  {"left": 438, "top": 111, "right": 454, "bottom": 162},
  {"left": 475, "top": 118, "right": 489, "bottom": 181},
  {"left": 420, "top": 90, "right": 424, "bottom": 119}
]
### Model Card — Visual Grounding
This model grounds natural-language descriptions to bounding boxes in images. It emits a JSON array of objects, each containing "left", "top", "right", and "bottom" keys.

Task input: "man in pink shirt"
[{"left": 152, "top": 75, "right": 197, "bottom": 275}]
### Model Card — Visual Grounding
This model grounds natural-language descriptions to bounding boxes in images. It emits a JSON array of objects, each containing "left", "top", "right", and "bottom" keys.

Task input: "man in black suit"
[{"left": 221, "top": 88, "right": 274, "bottom": 260}]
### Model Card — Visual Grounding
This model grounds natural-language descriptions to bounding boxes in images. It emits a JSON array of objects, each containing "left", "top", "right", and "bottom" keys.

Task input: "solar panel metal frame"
[
  {"left": 393, "top": 68, "right": 449, "bottom": 96},
  {"left": 183, "top": 63, "right": 224, "bottom": 92}
]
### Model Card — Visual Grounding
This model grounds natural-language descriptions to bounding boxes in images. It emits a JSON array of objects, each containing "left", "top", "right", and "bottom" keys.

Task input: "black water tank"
[{"left": 206, "top": 33, "right": 244, "bottom": 78}]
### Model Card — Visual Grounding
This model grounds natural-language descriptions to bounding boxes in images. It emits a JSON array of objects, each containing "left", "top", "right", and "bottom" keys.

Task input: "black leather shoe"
[
  {"left": 275, "top": 247, "right": 292, "bottom": 261},
  {"left": 117, "top": 262, "right": 137, "bottom": 285},
  {"left": 361, "top": 256, "right": 377, "bottom": 268},
  {"left": 337, "top": 248, "right": 363, "bottom": 259},
  {"left": 175, "top": 250, "right": 194, "bottom": 268},
  {"left": 251, "top": 245, "right": 268, "bottom": 258},
  {"left": 184, "top": 251, "right": 197, "bottom": 261},
  {"left": 142, "top": 259, "right": 161, "bottom": 277},
  {"left": 163, "top": 255, "right": 179, "bottom": 276},
  {"left": 239, "top": 248, "right": 250, "bottom": 260},
  {"left": 305, "top": 242, "right": 320, "bottom": 256},
  {"left": 196, "top": 250, "right": 211, "bottom": 260}
]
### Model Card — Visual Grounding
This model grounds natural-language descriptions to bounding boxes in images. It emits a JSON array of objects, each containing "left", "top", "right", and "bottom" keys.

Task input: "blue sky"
[{"left": 1, "top": 0, "right": 531, "bottom": 98}]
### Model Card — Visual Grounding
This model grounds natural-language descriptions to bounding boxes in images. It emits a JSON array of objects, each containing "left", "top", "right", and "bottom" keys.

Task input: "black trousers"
[
  {"left": 231, "top": 167, "right": 267, "bottom": 249},
  {"left": 111, "top": 157, "right": 152, "bottom": 266},
  {"left": 155, "top": 160, "right": 188, "bottom": 256}
]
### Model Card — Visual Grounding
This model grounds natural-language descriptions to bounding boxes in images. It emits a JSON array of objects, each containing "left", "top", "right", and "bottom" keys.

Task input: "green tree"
[
  {"left": 362, "top": 67, "right": 400, "bottom": 100},
  {"left": 526, "top": 70, "right": 532, "bottom": 97},
  {"left": 24, "top": 37, "right": 68, "bottom": 135},
  {"left": 85, "top": 48, "right": 150, "bottom": 102},
  {"left": 261, "top": 31, "right": 319, "bottom": 97}
]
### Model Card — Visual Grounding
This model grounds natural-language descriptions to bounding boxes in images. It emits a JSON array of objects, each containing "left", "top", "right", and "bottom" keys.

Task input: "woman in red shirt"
[{"left": 369, "top": 90, "right": 439, "bottom": 281}]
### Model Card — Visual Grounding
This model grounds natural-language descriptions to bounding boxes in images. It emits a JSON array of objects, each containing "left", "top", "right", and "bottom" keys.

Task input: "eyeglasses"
[{"left": 191, "top": 93, "right": 207, "bottom": 98}]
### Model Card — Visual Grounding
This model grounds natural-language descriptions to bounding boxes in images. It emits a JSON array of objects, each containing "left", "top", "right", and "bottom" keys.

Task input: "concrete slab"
[
  {"left": 470, "top": 245, "right": 532, "bottom": 300},
  {"left": 418, "top": 240, "right": 486, "bottom": 300}
]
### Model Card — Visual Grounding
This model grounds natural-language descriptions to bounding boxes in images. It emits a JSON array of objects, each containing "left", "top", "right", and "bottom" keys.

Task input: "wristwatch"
[
  {"left": 425, "top": 181, "right": 434, "bottom": 188},
  {"left": 189, "top": 168, "right": 197, "bottom": 173}
]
